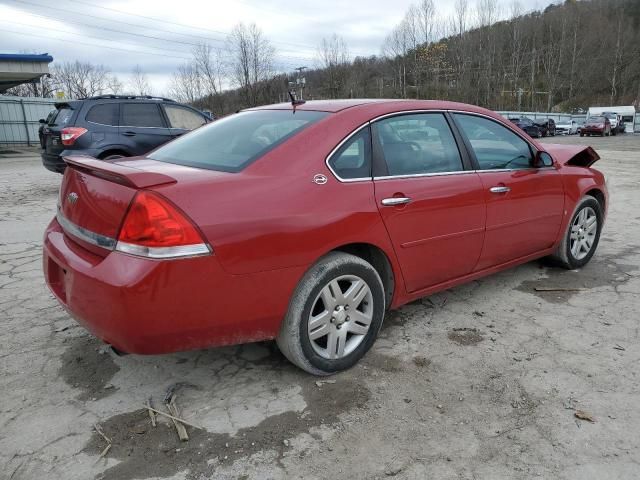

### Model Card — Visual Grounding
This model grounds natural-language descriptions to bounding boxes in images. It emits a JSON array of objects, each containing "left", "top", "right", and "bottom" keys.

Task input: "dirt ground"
[{"left": 1, "top": 134, "right": 639, "bottom": 480}]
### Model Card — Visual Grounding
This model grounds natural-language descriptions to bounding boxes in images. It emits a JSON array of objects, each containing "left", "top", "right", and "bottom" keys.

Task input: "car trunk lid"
[{"left": 58, "top": 156, "right": 178, "bottom": 254}]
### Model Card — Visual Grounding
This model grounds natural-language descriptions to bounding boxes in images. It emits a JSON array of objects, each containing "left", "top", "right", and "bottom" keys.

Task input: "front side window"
[
  {"left": 373, "top": 113, "right": 463, "bottom": 176},
  {"left": 86, "top": 103, "right": 119, "bottom": 126},
  {"left": 164, "top": 105, "right": 206, "bottom": 130},
  {"left": 454, "top": 114, "right": 533, "bottom": 170},
  {"left": 149, "top": 110, "right": 328, "bottom": 172},
  {"left": 121, "top": 103, "right": 165, "bottom": 128},
  {"left": 328, "top": 127, "right": 371, "bottom": 179}
]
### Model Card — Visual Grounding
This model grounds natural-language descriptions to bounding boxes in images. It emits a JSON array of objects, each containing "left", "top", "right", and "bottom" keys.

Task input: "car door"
[
  {"left": 119, "top": 103, "right": 172, "bottom": 155},
  {"left": 451, "top": 113, "right": 564, "bottom": 270},
  {"left": 162, "top": 104, "right": 208, "bottom": 138},
  {"left": 372, "top": 112, "right": 486, "bottom": 293}
]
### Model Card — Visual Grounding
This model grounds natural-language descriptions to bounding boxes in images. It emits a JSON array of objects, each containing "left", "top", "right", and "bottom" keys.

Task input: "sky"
[{"left": 0, "top": 0, "right": 553, "bottom": 95}]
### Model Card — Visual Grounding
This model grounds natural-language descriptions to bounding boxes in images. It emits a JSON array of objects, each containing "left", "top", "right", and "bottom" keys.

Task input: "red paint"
[{"left": 43, "top": 99, "right": 608, "bottom": 355}]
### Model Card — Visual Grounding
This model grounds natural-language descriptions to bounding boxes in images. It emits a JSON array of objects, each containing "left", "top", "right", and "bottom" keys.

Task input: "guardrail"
[{"left": 0, "top": 96, "right": 58, "bottom": 146}]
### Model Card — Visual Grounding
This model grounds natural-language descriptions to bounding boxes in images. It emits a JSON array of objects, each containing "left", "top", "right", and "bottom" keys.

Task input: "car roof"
[{"left": 248, "top": 99, "right": 502, "bottom": 116}]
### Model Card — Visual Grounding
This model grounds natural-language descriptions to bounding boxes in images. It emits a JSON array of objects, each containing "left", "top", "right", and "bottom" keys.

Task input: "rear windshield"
[
  {"left": 587, "top": 116, "right": 605, "bottom": 122},
  {"left": 51, "top": 107, "right": 74, "bottom": 126},
  {"left": 149, "top": 110, "right": 328, "bottom": 172}
]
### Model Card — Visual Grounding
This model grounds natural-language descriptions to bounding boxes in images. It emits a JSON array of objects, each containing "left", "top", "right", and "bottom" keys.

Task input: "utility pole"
[{"left": 295, "top": 66, "right": 307, "bottom": 100}]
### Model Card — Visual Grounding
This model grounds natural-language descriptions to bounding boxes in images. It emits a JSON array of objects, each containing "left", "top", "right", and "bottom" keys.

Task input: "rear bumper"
[
  {"left": 43, "top": 218, "right": 305, "bottom": 354},
  {"left": 582, "top": 127, "right": 605, "bottom": 134},
  {"left": 41, "top": 148, "right": 102, "bottom": 173}
]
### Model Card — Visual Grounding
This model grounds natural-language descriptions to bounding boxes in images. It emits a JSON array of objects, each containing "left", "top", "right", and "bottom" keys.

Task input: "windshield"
[
  {"left": 587, "top": 116, "right": 605, "bottom": 123},
  {"left": 149, "top": 110, "right": 328, "bottom": 172}
]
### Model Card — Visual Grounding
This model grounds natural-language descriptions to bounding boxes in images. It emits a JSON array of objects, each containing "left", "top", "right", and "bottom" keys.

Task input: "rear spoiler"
[
  {"left": 63, "top": 155, "right": 177, "bottom": 188},
  {"left": 543, "top": 144, "right": 600, "bottom": 168}
]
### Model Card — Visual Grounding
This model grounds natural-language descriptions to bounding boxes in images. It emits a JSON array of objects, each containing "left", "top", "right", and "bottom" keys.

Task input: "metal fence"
[
  {"left": 0, "top": 96, "right": 58, "bottom": 146},
  {"left": 496, "top": 110, "right": 640, "bottom": 132}
]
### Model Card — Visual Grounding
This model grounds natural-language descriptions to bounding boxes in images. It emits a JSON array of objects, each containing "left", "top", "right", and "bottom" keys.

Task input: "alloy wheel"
[
  {"left": 307, "top": 275, "right": 373, "bottom": 360},
  {"left": 570, "top": 206, "right": 598, "bottom": 260}
]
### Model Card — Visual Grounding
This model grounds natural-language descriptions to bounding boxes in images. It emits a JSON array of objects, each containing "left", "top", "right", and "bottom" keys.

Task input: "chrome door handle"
[
  {"left": 381, "top": 197, "right": 411, "bottom": 206},
  {"left": 489, "top": 186, "right": 511, "bottom": 194}
]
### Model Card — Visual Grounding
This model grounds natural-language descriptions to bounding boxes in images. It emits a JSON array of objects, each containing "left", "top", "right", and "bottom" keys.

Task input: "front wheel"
[
  {"left": 277, "top": 252, "right": 386, "bottom": 375},
  {"left": 550, "top": 196, "right": 603, "bottom": 269}
]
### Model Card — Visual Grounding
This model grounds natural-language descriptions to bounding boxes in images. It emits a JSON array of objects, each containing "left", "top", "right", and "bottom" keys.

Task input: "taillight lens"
[
  {"left": 60, "top": 127, "right": 88, "bottom": 146},
  {"left": 116, "top": 191, "right": 210, "bottom": 259}
]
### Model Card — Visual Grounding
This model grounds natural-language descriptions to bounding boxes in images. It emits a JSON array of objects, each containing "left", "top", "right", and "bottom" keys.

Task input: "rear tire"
[
  {"left": 277, "top": 252, "right": 385, "bottom": 375},
  {"left": 550, "top": 196, "right": 603, "bottom": 269}
]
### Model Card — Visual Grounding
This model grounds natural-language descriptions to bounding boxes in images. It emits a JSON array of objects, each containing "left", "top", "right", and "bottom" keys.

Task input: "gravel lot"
[{"left": 1, "top": 134, "right": 639, "bottom": 480}]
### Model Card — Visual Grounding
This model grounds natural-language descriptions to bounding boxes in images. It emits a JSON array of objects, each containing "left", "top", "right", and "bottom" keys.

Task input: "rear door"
[
  {"left": 162, "top": 104, "right": 208, "bottom": 138},
  {"left": 372, "top": 112, "right": 486, "bottom": 293},
  {"left": 119, "top": 103, "right": 172, "bottom": 155},
  {"left": 452, "top": 113, "right": 564, "bottom": 270}
]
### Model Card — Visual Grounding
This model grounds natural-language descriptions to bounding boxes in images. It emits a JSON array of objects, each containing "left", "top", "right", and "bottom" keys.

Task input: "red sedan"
[
  {"left": 580, "top": 116, "right": 612, "bottom": 137},
  {"left": 43, "top": 100, "right": 607, "bottom": 375}
]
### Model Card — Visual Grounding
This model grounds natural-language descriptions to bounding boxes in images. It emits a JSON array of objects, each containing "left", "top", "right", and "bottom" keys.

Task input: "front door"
[
  {"left": 452, "top": 113, "right": 564, "bottom": 270},
  {"left": 372, "top": 113, "right": 486, "bottom": 293}
]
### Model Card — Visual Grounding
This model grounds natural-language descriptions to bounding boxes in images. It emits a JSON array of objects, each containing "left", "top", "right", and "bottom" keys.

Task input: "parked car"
[
  {"left": 508, "top": 117, "right": 542, "bottom": 138},
  {"left": 556, "top": 119, "right": 579, "bottom": 135},
  {"left": 41, "top": 95, "right": 211, "bottom": 173},
  {"left": 580, "top": 116, "right": 612, "bottom": 136},
  {"left": 534, "top": 118, "right": 556, "bottom": 137},
  {"left": 43, "top": 99, "right": 607, "bottom": 375},
  {"left": 38, "top": 109, "right": 56, "bottom": 148}
]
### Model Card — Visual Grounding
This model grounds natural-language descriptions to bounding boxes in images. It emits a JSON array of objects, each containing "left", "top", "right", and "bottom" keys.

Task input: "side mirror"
[
  {"left": 534, "top": 151, "right": 554, "bottom": 168},
  {"left": 38, "top": 118, "right": 45, "bottom": 124}
]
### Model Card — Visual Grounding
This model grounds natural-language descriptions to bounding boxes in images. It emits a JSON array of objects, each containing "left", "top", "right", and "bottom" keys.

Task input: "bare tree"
[
  {"left": 54, "top": 61, "right": 120, "bottom": 99},
  {"left": 192, "top": 43, "right": 226, "bottom": 112},
  {"left": 168, "top": 62, "right": 203, "bottom": 104},
  {"left": 130, "top": 64, "right": 151, "bottom": 96},
  {"left": 317, "top": 34, "right": 350, "bottom": 98},
  {"left": 228, "top": 23, "right": 275, "bottom": 106}
]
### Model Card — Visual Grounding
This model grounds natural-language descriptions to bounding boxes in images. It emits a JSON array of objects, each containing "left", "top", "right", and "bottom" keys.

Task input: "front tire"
[
  {"left": 551, "top": 196, "right": 603, "bottom": 269},
  {"left": 277, "top": 252, "right": 385, "bottom": 375}
]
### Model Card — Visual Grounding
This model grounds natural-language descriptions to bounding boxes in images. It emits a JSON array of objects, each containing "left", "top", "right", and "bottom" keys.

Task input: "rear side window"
[
  {"left": 454, "top": 114, "right": 533, "bottom": 170},
  {"left": 373, "top": 113, "right": 463, "bottom": 176},
  {"left": 121, "top": 103, "right": 164, "bottom": 128},
  {"left": 164, "top": 105, "right": 206, "bottom": 130},
  {"left": 149, "top": 110, "right": 328, "bottom": 172},
  {"left": 85, "top": 103, "right": 119, "bottom": 126},
  {"left": 328, "top": 128, "right": 371, "bottom": 179}
]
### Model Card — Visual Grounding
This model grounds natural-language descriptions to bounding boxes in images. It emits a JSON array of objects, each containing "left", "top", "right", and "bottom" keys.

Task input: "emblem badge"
[
  {"left": 67, "top": 192, "right": 79, "bottom": 205},
  {"left": 313, "top": 174, "right": 328, "bottom": 185}
]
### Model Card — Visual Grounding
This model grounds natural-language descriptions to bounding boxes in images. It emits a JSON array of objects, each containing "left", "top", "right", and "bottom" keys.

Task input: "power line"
[
  {"left": 5, "top": 0, "right": 317, "bottom": 65},
  {"left": 0, "top": 28, "right": 194, "bottom": 60},
  {"left": 8, "top": 0, "right": 319, "bottom": 52},
  {"left": 1, "top": 19, "right": 196, "bottom": 58}
]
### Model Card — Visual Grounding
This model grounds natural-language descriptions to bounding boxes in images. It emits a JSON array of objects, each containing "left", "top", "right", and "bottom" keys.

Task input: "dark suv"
[
  {"left": 41, "top": 95, "right": 211, "bottom": 173},
  {"left": 508, "top": 117, "right": 542, "bottom": 138}
]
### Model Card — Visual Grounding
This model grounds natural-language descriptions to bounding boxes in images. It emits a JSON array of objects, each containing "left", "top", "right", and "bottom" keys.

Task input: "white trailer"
[{"left": 587, "top": 106, "right": 637, "bottom": 133}]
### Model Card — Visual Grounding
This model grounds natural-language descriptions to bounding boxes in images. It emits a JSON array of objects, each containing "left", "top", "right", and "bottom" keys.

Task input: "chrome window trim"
[
  {"left": 56, "top": 209, "right": 116, "bottom": 250},
  {"left": 325, "top": 109, "right": 547, "bottom": 183},
  {"left": 324, "top": 123, "right": 372, "bottom": 183},
  {"left": 374, "top": 170, "right": 476, "bottom": 181}
]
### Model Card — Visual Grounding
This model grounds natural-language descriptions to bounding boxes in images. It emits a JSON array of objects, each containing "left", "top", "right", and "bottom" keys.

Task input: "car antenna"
[{"left": 288, "top": 89, "right": 305, "bottom": 111}]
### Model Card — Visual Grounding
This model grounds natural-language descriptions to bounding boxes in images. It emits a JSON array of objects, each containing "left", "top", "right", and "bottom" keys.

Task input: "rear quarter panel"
[{"left": 152, "top": 108, "right": 403, "bottom": 291}]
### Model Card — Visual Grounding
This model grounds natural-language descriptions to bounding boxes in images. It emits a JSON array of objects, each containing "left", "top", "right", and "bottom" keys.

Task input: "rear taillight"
[
  {"left": 116, "top": 191, "right": 210, "bottom": 259},
  {"left": 60, "top": 127, "right": 87, "bottom": 146}
]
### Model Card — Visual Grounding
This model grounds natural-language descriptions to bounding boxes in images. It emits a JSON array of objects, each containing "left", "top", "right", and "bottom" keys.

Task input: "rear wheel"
[
  {"left": 277, "top": 252, "right": 385, "bottom": 375},
  {"left": 99, "top": 151, "right": 129, "bottom": 161},
  {"left": 551, "top": 196, "right": 603, "bottom": 269}
]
